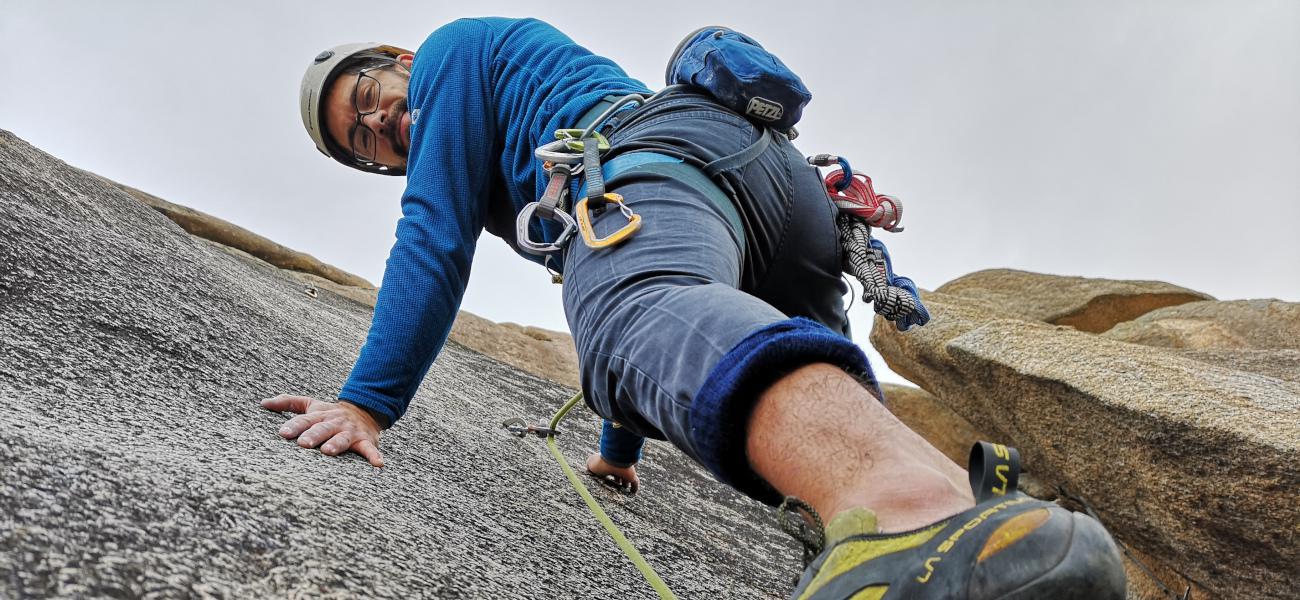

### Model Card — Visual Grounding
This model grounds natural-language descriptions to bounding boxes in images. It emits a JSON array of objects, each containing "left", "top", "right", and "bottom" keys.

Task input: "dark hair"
[{"left": 321, "top": 53, "right": 406, "bottom": 162}]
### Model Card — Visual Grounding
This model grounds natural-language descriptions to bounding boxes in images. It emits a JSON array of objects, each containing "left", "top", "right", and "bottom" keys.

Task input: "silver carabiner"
[
  {"left": 535, "top": 139, "right": 586, "bottom": 165},
  {"left": 516, "top": 201, "right": 578, "bottom": 256}
]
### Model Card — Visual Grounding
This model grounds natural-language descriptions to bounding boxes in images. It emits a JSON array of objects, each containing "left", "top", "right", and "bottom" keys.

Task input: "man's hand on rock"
[{"left": 260, "top": 394, "right": 385, "bottom": 467}]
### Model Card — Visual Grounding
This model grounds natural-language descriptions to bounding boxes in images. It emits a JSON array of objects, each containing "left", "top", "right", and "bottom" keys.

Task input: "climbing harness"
[
  {"left": 503, "top": 393, "right": 678, "bottom": 600},
  {"left": 517, "top": 93, "right": 652, "bottom": 267},
  {"left": 519, "top": 98, "right": 932, "bottom": 333},
  {"left": 807, "top": 154, "right": 930, "bottom": 332}
]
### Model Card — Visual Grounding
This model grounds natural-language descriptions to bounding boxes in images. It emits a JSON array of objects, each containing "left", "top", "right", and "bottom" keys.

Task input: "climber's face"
[{"left": 323, "top": 54, "right": 414, "bottom": 173}]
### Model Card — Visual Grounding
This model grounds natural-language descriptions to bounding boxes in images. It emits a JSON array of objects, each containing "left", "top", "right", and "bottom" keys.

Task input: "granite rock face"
[
  {"left": 113, "top": 179, "right": 377, "bottom": 289},
  {"left": 109, "top": 174, "right": 583, "bottom": 391},
  {"left": 1101, "top": 298, "right": 1300, "bottom": 350},
  {"left": 879, "top": 383, "right": 985, "bottom": 467},
  {"left": 0, "top": 130, "right": 798, "bottom": 599},
  {"left": 872, "top": 269, "right": 1300, "bottom": 600},
  {"left": 934, "top": 268, "right": 1212, "bottom": 332}
]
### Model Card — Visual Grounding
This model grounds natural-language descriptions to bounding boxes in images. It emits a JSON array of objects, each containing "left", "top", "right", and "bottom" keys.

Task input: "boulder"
[
  {"left": 445, "top": 312, "right": 580, "bottom": 390},
  {"left": 872, "top": 272, "right": 1300, "bottom": 599},
  {"left": 1103, "top": 299, "right": 1300, "bottom": 351},
  {"left": 0, "top": 130, "right": 800, "bottom": 598},
  {"left": 873, "top": 272, "right": 1300, "bottom": 600},
  {"left": 1173, "top": 349, "right": 1300, "bottom": 384},
  {"left": 936, "top": 268, "right": 1212, "bottom": 332}
]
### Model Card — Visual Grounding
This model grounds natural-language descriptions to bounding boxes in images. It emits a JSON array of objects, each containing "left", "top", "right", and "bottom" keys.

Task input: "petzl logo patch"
[{"left": 746, "top": 96, "right": 783, "bottom": 122}]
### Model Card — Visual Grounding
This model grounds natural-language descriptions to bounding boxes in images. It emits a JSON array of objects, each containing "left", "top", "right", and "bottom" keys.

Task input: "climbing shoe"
[{"left": 784, "top": 442, "right": 1127, "bottom": 600}]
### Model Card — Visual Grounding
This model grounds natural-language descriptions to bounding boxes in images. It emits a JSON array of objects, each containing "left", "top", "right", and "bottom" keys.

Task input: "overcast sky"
[{"left": 3, "top": 1, "right": 1296, "bottom": 385}]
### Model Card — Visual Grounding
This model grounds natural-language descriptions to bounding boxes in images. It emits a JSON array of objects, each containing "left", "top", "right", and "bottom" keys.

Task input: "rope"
[
  {"left": 543, "top": 392, "right": 679, "bottom": 599},
  {"left": 836, "top": 214, "right": 930, "bottom": 331},
  {"left": 778, "top": 496, "right": 826, "bottom": 568}
]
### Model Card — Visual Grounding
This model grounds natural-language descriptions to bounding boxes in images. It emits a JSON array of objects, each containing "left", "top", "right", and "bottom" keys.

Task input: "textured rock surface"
[
  {"left": 0, "top": 130, "right": 798, "bottom": 598},
  {"left": 1174, "top": 348, "right": 1300, "bottom": 384},
  {"left": 879, "top": 383, "right": 985, "bottom": 467},
  {"left": 1103, "top": 298, "right": 1300, "bottom": 351},
  {"left": 935, "top": 268, "right": 1212, "bottom": 332},
  {"left": 446, "top": 312, "right": 581, "bottom": 390},
  {"left": 153, "top": 183, "right": 583, "bottom": 393},
  {"left": 112, "top": 179, "right": 376, "bottom": 289},
  {"left": 872, "top": 273, "right": 1300, "bottom": 600}
]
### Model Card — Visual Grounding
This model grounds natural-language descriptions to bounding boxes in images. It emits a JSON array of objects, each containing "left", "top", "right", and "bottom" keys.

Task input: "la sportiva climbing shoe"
[{"left": 785, "top": 442, "right": 1127, "bottom": 600}]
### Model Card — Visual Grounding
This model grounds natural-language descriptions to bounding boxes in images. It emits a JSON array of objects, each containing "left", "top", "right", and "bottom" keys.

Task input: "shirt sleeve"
[{"left": 339, "top": 19, "right": 498, "bottom": 425}]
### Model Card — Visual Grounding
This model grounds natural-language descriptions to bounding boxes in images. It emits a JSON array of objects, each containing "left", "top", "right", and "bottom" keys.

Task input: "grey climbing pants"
[{"left": 561, "top": 92, "right": 877, "bottom": 503}]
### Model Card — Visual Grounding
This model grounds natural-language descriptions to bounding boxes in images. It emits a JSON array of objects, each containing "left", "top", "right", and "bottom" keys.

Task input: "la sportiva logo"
[{"left": 746, "top": 96, "right": 783, "bottom": 122}]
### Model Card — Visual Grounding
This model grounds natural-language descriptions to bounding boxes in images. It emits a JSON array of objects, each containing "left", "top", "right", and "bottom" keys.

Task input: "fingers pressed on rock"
[
  {"left": 321, "top": 431, "right": 353, "bottom": 456},
  {"left": 279, "top": 412, "right": 328, "bottom": 438},
  {"left": 297, "top": 421, "right": 340, "bottom": 448},
  {"left": 354, "top": 439, "right": 384, "bottom": 468},
  {"left": 261, "top": 394, "right": 314, "bottom": 414}
]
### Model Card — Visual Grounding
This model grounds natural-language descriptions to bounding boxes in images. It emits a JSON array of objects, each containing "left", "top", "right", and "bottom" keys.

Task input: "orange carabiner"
[{"left": 575, "top": 193, "right": 642, "bottom": 249}]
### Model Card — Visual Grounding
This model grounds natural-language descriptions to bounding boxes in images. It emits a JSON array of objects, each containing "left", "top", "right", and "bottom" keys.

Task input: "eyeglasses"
[{"left": 348, "top": 66, "right": 385, "bottom": 163}]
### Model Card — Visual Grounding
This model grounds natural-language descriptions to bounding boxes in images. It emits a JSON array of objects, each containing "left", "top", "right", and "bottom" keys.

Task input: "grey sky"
[{"left": 3, "top": 1, "right": 1296, "bottom": 385}]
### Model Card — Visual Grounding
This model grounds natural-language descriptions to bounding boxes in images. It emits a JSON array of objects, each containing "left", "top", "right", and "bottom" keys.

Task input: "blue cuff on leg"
[
  {"left": 599, "top": 419, "right": 645, "bottom": 468},
  {"left": 688, "top": 317, "right": 878, "bottom": 505}
]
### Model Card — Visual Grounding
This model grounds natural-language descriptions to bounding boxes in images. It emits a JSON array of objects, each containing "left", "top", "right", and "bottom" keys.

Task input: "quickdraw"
[
  {"left": 808, "top": 154, "right": 930, "bottom": 331},
  {"left": 501, "top": 417, "right": 561, "bottom": 438},
  {"left": 515, "top": 200, "right": 576, "bottom": 256},
  {"left": 517, "top": 95, "right": 649, "bottom": 267},
  {"left": 503, "top": 393, "right": 678, "bottom": 599}
]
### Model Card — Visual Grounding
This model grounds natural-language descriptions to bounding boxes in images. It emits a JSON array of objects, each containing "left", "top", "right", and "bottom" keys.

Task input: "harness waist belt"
[{"left": 575, "top": 152, "right": 747, "bottom": 251}]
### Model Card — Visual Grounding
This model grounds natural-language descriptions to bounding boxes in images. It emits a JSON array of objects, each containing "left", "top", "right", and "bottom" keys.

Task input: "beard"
[{"left": 389, "top": 95, "right": 409, "bottom": 158}]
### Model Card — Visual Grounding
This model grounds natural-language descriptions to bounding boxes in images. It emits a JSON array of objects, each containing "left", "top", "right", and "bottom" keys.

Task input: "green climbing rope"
[{"left": 544, "top": 392, "right": 678, "bottom": 600}]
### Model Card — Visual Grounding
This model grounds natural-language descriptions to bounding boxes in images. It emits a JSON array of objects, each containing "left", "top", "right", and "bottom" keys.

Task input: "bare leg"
[{"left": 746, "top": 363, "right": 975, "bottom": 533}]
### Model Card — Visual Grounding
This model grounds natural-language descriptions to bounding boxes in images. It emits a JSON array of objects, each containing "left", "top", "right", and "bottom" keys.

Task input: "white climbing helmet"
[{"left": 299, "top": 42, "right": 411, "bottom": 176}]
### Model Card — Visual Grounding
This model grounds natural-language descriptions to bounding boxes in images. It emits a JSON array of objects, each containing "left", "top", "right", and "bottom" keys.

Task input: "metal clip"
[
  {"left": 535, "top": 138, "right": 586, "bottom": 165},
  {"left": 576, "top": 193, "right": 641, "bottom": 249},
  {"left": 556, "top": 129, "right": 610, "bottom": 153},
  {"left": 516, "top": 201, "right": 577, "bottom": 256},
  {"left": 502, "top": 417, "right": 560, "bottom": 438},
  {"left": 542, "top": 160, "right": 583, "bottom": 176},
  {"left": 806, "top": 154, "right": 841, "bottom": 167}
]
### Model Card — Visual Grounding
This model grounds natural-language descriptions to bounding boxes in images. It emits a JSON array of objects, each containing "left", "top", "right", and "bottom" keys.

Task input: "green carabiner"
[{"left": 555, "top": 129, "right": 610, "bottom": 153}]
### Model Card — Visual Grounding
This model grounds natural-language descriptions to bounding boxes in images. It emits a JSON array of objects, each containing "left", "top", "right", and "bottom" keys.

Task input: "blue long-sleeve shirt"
[{"left": 337, "top": 18, "right": 650, "bottom": 427}]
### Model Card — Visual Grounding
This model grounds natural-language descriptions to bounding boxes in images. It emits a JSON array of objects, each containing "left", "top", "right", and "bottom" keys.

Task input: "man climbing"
[{"left": 264, "top": 17, "right": 1126, "bottom": 599}]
